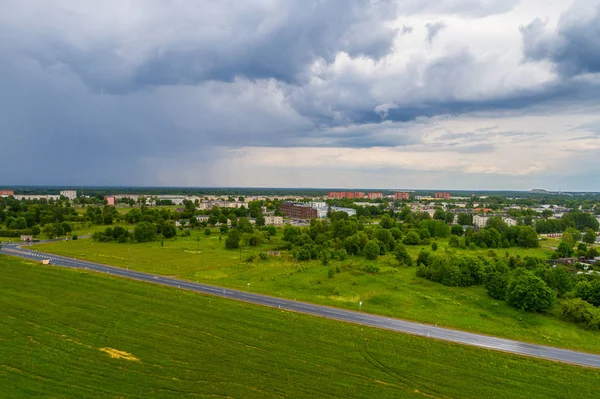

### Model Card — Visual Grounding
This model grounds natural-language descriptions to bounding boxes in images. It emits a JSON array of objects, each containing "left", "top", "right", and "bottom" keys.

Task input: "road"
[{"left": 2, "top": 240, "right": 600, "bottom": 369}]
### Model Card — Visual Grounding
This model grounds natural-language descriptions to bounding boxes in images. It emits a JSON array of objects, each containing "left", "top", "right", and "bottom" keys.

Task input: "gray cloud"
[
  {"left": 401, "top": 25, "right": 414, "bottom": 35},
  {"left": 399, "top": 0, "right": 520, "bottom": 17},
  {"left": 521, "top": 1, "right": 600, "bottom": 76},
  {"left": 426, "top": 21, "right": 447, "bottom": 43},
  {"left": 2, "top": 0, "right": 397, "bottom": 94}
]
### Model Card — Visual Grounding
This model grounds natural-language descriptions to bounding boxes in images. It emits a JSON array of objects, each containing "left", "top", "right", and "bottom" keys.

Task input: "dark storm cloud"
[
  {"left": 14, "top": 0, "right": 398, "bottom": 94},
  {"left": 521, "top": 1, "right": 600, "bottom": 76}
]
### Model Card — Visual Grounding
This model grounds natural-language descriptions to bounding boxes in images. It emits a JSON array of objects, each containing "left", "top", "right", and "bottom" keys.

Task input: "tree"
[
  {"left": 506, "top": 271, "right": 556, "bottom": 312},
  {"left": 225, "top": 229, "right": 241, "bottom": 249},
  {"left": 42, "top": 224, "right": 57, "bottom": 239},
  {"left": 556, "top": 241, "right": 574, "bottom": 258},
  {"left": 162, "top": 223, "right": 177, "bottom": 239},
  {"left": 133, "top": 222, "right": 157, "bottom": 243},
  {"left": 363, "top": 241, "right": 380, "bottom": 260},
  {"left": 546, "top": 266, "right": 573, "bottom": 297},
  {"left": 583, "top": 228, "right": 597, "bottom": 245},
  {"left": 204, "top": 228, "right": 212, "bottom": 236},
  {"left": 394, "top": 244, "right": 413, "bottom": 266},
  {"left": 451, "top": 225, "right": 464, "bottom": 236},
  {"left": 31, "top": 226, "right": 41, "bottom": 237},
  {"left": 517, "top": 226, "right": 539, "bottom": 248},
  {"left": 431, "top": 242, "right": 438, "bottom": 251}
]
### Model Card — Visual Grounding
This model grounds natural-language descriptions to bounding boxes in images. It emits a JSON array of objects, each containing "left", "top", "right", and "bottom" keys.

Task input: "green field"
[
  {"left": 32, "top": 230, "right": 600, "bottom": 354},
  {"left": 1, "top": 255, "right": 599, "bottom": 398}
]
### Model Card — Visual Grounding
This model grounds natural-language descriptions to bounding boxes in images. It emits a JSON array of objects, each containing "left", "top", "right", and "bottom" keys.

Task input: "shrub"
[
  {"left": 363, "top": 265, "right": 380, "bottom": 274},
  {"left": 561, "top": 299, "right": 600, "bottom": 330},
  {"left": 431, "top": 242, "right": 438, "bottom": 251},
  {"left": 204, "top": 228, "right": 212, "bottom": 236},
  {"left": 403, "top": 231, "right": 421, "bottom": 245},
  {"left": 363, "top": 241, "right": 380, "bottom": 261},
  {"left": 259, "top": 252, "right": 268, "bottom": 260},
  {"left": 72, "top": 235, "right": 78, "bottom": 241},
  {"left": 225, "top": 229, "right": 241, "bottom": 249}
]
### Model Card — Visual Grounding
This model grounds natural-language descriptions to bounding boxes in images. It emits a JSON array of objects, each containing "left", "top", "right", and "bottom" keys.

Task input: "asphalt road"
[{"left": 2, "top": 241, "right": 600, "bottom": 369}]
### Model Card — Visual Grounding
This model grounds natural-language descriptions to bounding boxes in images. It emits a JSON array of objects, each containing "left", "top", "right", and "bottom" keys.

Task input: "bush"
[
  {"left": 431, "top": 242, "right": 438, "bottom": 251},
  {"left": 485, "top": 271, "right": 509, "bottom": 300},
  {"left": 394, "top": 244, "right": 413, "bottom": 266},
  {"left": 328, "top": 268, "right": 335, "bottom": 278},
  {"left": 204, "top": 228, "right": 212, "bottom": 236},
  {"left": 71, "top": 235, "right": 78, "bottom": 241},
  {"left": 403, "top": 231, "right": 421, "bottom": 245},
  {"left": 363, "top": 265, "right": 379, "bottom": 274},
  {"left": 259, "top": 252, "right": 268, "bottom": 260},
  {"left": 561, "top": 299, "right": 600, "bottom": 330},
  {"left": 363, "top": 241, "right": 380, "bottom": 261}
]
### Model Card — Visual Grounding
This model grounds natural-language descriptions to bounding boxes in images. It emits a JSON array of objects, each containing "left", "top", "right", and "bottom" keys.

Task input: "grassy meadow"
[
  {"left": 1, "top": 255, "right": 599, "bottom": 398},
  {"left": 33, "top": 228, "right": 600, "bottom": 354}
]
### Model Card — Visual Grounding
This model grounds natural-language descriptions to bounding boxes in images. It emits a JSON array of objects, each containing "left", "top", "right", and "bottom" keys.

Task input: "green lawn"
[
  {"left": 1, "top": 255, "right": 598, "bottom": 398},
  {"left": 33, "top": 229, "right": 600, "bottom": 354}
]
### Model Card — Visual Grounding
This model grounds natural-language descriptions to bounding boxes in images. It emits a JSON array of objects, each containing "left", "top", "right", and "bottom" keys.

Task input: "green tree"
[
  {"left": 485, "top": 271, "right": 509, "bottom": 300},
  {"left": 556, "top": 241, "right": 574, "bottom": 258},
  {"left": 546, "top": 266, "right": 573, "bottom": 297},
  {"left": 133, "top": 222, "right": 157, "bottom": 243},
  {"left": 583, "top": 228, "right": 597, "bottom": 245},
  {"left": 506, "top": 271, "right": 556, "bottom": 312},
  {"left": 204, "top": 228, "right": 212, "bottom": 236},
  {"left": 225, "top": 229, "right": 241, "bottom": 249},
  {"left": 363, "top": 241, "right": 380, "bottom": 261},
  {"left": 517, "top": 226, "right": 539, "bottom": 248},
  {"left": 162, "top": 223, "right": 177, "bottom": 239},
  {"left": 451, "top": 225, "right": 464, "bottom": 236}
]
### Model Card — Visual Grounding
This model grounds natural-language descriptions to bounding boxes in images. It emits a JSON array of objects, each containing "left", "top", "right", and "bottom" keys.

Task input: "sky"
[{"left": 1, "top": 0, "right": 600, "bottom": 191}]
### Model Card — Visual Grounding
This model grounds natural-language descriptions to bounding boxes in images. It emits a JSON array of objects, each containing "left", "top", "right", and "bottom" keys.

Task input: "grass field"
[
  {"left": 1, "top": 255, "right": 599, "bottom": 398},
  {"left": 32, "top": 229, "right": 600, "bottom": 354}
]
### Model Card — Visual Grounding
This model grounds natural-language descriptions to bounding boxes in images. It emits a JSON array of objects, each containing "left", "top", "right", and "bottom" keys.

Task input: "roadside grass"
[
  {"left": 1, "top": 255, "right": 598, "bottom": 399},
  {"left": 33, "top": 229, "right": 600, "bottom": 354}
]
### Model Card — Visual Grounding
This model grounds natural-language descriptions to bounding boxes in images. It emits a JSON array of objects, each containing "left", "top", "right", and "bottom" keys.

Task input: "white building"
[
  {"left": 310, "top": 201, "right": 327, "bottom": 209},
  {"left": 502, "top": 217, "right": 518, "bottom": 227},
  {"left": 195, "top": 215, "right": 210, "bottom": 222},
  {"left": 264, "top": 215, "right": 284, "bottom": 226},
  {"left": 473, "top": 214, "right": 489, "bottom": 228},
  {"left": 60, "top": 190, "right": 77, "bottom": 201},
  {"left": 13, "top": 195, "right": 61, "bottom": 201}
]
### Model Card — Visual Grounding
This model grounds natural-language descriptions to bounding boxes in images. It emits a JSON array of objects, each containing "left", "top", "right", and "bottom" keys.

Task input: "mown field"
[
  {"left": 33, "top": 229, "right": 600, "bottom": 354},
  {"left": 1, "top": 255, "right": 599, "bottom": 399}
]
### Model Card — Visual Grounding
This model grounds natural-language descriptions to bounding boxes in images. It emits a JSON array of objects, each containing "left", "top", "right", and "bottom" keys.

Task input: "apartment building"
[
  {"left": 327, "top": 192, "right": 365, "bottom": 199},
  {"left": 473, "top": 214, "right": 489, "bottom": 228},
  {"left": 394, "top": 192, "right": 410, "bottom": 200},
  {"left": 60, "top": 190, "right": 77, "bottom": 201},
  {"left": 368, "top": 192, "right": 383, "bottom": 199},
  {"left": 434, "top": 192, "right": 451, "bottom": 200},
  {"left": 0, "top": 189, "right": 14, "bottom": 197}
]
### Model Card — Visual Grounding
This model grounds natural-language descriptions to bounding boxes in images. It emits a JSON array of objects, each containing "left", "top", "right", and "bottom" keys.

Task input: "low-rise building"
[
  {"left": 104, "top": 196, "right": 115, "bottom": 206},
  {"left": 0, "top": 189, "right": 14, "bottom": 197},
  {"left": 280, "top": 202, "right": 318, "bottom": 219},
  {"left": 264, "top": 215, "right": 284, "bottom": 226}
]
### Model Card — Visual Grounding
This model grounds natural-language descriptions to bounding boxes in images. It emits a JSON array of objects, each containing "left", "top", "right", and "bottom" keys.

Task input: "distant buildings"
[
  {"left": 60, "top": 190, "right": 77, "bottom": 201},
  {"left": 13, "top": 194, "right": 60, "bottom": 201},
  {"left": 104, "top": 196, "right": 115, "bottom": 206},
  {"left": 0, "top": 189, "right": 14, "bottom": 197},
  {"left": 327, "top": 192, "right": 365, "bottom": 199},
  {"left": 394, "top": 192, "right": 410, "bottom": 200},
  {"left": 502, "top": 217, "right": 518, "bottom": 227},
  {"left": 368, "top": 192, "right": 383, "bottom": 200},
  {"left": 434, "top": 192, "right": 451, "bottom": 200}
]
